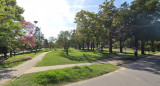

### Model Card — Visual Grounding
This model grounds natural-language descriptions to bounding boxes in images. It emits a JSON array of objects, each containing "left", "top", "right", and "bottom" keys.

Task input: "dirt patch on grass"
[{"left": 6, "top": 56, "right": 34, "bottom": 62}]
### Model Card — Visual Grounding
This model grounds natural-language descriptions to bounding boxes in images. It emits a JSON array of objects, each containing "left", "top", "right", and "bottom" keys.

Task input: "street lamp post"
[{"left": 34, "top": 21, "right": 38, "bottom": 54}]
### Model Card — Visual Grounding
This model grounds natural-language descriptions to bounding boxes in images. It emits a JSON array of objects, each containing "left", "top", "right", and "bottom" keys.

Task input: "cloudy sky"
[{"left": 17, "top": 0, "right": 133, "bottom": 39}]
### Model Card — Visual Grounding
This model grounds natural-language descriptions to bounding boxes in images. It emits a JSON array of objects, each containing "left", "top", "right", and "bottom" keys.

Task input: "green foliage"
[
  {"left": 56, "top": 31, "right": 72, "bottom": 55},
  {"left": 43, "top": 39, "right": 49, "bottom": 48},
  {"left": 113, "top": 42, "right": 120, "bottom": 48},
  {"left": 0, "top": 0, "right": 24, "bottom": 57},
  {"left": 5, "top": 64, "right": 119, "bottom": 86}
]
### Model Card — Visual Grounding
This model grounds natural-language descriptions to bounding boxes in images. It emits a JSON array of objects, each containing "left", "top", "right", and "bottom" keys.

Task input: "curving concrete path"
[
  {"left": 0, "top": 52, "right": 48, "bottom": 85},
  {"left": 65, "top": 53, "right": 160, "bottom": 86},
  {"left": 23, "top": 57, "right": 123, "bottom": 74}
]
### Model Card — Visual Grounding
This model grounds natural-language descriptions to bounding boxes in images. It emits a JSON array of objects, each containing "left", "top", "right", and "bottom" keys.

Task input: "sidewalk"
[
  {"left": 24, "top": 57, "right": 125, "bottom": 74},
  {"left": 0, "top": 52, "right": 48, "bottom": 85}
]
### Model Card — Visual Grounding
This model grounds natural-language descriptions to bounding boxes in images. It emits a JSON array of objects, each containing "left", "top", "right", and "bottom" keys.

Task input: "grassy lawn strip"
[
  {"left": 36, "top": 50, "right": 79, "bottom": 67},
  {"left": 5, "top": 63, "right": 119, "bottom": 86},
  {"left": 0, "top": 56, "right": 33, "bottom": 68},
  {"left": 0, "top": 49, "right": 50, "bottom": 68},
  {"left": 36, "top": 48, "right": 114, "bottom": 67},
  {"left": 36, "top": 48, "right": 159, "bottom": 67}
]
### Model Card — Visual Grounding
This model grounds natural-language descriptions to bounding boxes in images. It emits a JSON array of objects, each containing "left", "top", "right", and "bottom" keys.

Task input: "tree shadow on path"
[
  {"left": 124, "top": 55, "right": 160, "bottom": 75},
  {"left": 0, "top": 68, "right": 17, "bottom": 80}
]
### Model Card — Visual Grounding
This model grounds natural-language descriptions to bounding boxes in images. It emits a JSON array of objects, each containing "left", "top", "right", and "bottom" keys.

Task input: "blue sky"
[{"left": 17, "top": 0, "right": 133, "bottom": 39}]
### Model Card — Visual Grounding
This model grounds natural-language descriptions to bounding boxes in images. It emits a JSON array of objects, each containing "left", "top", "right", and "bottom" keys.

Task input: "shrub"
[
  {"left": 37, "top": 72, "right": 59, "bottom": 84},
  {"left": 36, "top": 66, "right": 94, "bottom": 84}
]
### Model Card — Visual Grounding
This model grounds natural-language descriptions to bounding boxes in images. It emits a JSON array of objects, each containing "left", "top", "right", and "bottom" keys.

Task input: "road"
[{"left": 66, "top": 53, "right": 160, "bottom": 86}]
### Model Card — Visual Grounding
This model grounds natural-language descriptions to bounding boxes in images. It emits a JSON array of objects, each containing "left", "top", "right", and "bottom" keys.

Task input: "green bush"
[
  {"left": 37, "top": 72, "right": 59, "bottom": 84},
  {"left": 36, "top": 66, "right": 94, "bottom": 84}
]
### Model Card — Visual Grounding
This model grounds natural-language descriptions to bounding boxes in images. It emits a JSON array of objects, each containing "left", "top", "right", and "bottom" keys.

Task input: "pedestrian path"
[
  {"left": 0, "top": 52, "right": 48, "bottom": 85},
  {"left": 24, "top": 57, "right": 124, "bottom": 74}
]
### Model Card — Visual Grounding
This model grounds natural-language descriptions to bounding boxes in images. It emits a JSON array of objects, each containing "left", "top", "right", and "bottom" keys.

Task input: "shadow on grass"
[
  {"left": 0, "top": 50, "right": 44, "bottom": 63},
  {"left": 59, "top": 52, "right": 86, "bottom": 62},
  {"left": 59, "top": 50, "right": 119, "bottom": 62}
]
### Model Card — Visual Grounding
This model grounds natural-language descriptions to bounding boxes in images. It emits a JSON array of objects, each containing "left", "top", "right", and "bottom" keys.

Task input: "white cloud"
[
  {"left": 16, "top": 0, "right": 95, "bottom": 39},
  {"left": 69, "top": 5, "right": 98, "bottom": 8}
]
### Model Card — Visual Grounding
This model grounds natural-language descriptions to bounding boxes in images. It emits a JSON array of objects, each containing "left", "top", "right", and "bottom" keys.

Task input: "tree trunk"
[
  {"left": 109, "top": 37, "right": 112, "bottom": 54},
  {"left": 75, "top": 45, "right": 77, "bottom": 49},
  {"left": 14, "top": 52, "right": 16, "bottom": 56},
  {"left": 151, "top": 40, "right": 155, "bottom": 52},
  {"left": 101, "top": 46, "right": 103, "bottom": 51},
  {"left": 87, "top": 42, "right": 90, "bottom": 51},
  {"left": 134, "top": 38, "right": 138, "bottom": 57},
  {"left": 83, "top": 44, "right": 84, "bottom": 50},
  {"left": 4, "top": 53, "right": 7, "bottom": 58},
  {"left": 31, "top": 48, "right": 33, "bottom": 53},
  {"left": 10, "top": 50, "right": 13, "bottom": 57},
  {"left": 35, "top": 48, "right": 37, "bottom": 54},
  {"left": 66, "top": 49, "right": 69, "bottom": 55},
  {"left": 120, "top": 38, "right": 123, "bottom": 53},
  {"left": 91, "top": 43, "right": 93, "bottom": 51},
  {"left": 93, "top": 43, "right": 95, "bottom": 51},
  {"left": 141, "top": 40, "right": 145, "bottom": 55},
  {"left": 2, "top": 46, "right": 8, "bottom": 58},
  {"left": 78, "top": 43, "right": 81, "bottom": 49}
]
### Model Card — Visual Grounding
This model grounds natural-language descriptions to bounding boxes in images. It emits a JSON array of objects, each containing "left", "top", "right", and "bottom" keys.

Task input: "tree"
[
  {"left": 130, "top": 0, "right": 160, "bottom": 56},
  {"left": 20, "top": 20, "right": 36, "bottom": 52},
  {"left": 48, "top": 42, "right": 54, "bottom": 50},
  {"left": 57, "top": 31, "right": 71, "bottom": 55},
  {"left": 99, "top": 0, "right": 116, "bottom": 54},
  {"left": 75, "top": 10, "right": 93, "bottom": 51},
  {"left": 0, "top": 0, "right": 24, "bottom": 58},
  {"left": 114, "top": 2, "right": 130, "bottom": 53},
  {"left": 49, "top": 37, "right": 56, "bottom": 43},
  {"left": 43, "top": 39, "right": 49, "bottom": 49}
]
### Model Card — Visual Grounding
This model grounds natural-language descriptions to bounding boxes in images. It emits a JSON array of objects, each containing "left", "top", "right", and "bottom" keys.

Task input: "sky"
[{"left": 17, "top": 0, "right": 133, "bottom": 39}]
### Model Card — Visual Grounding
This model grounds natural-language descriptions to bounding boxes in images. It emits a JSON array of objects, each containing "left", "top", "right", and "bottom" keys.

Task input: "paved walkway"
[
  {"left": 24, "top": 57, "right": 125, "bottom": 74},
  {"left": 0, "top": 52, "right": 48, "bottom": 85},
  {"left": 65, "top": 53, "right": 160, "bottom": 86}
]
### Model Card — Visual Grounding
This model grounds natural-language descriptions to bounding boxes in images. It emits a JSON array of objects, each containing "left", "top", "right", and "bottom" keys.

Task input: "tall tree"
[
  {"left": 0, "top": 0, "right": 24, "bottom": 58},
  {"left": 57, "top": 31, "right": 71, "bottom": 55},
  {"left": 99, "top": 0, "right": 116, "bottom": 54},
  {"left": 75, "top": 10, "right": 93, "bottom": 51},
  {"left": 114, "top": 2, "right": 130, "bottom": 53},
  {"left": 130, "top": 0, "right": 160, "bottom": 56}
]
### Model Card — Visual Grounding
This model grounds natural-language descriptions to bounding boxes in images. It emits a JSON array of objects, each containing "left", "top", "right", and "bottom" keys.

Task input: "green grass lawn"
[
  {"left": 0, "top": 48, "right": 51, "bottom": 68},
  {"left": 103, "top": 48, "right": 158, "bottom": 55},
  {"left": 36, "top": 48, "right": 159, "bottom": 67},
  {"left": 106, "top": 48, "right": 158, "bottom": 61},
  {"left": 36, "top": 48, "right": 116, "bottom": 67},
  {"left": 4, "top": 63, "right": 119, "bottom": 86}
]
